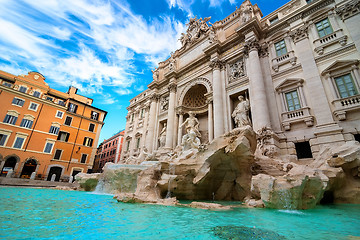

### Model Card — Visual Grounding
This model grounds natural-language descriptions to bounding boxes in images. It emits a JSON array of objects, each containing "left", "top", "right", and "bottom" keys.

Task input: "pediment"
[
  {"left": 322, "top": 60, "right": 359, "bottom": 75},
  {"left": 275, "top": 78, "right": 304, "bottom": 92}
]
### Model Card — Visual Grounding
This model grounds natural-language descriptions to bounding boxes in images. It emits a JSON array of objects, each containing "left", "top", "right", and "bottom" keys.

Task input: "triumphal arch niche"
[{"left": 178, "top": 78, "right": 213, "bottom": 144}]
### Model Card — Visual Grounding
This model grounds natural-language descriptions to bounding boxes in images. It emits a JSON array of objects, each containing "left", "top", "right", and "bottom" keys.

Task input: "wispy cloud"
[{"left": 0, "top": 0, "right": 186, "bottom": 98}]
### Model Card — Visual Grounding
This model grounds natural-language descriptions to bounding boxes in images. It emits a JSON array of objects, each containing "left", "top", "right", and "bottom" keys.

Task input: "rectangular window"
[
  {"left": 131, "top": 114, "right": 134, "bottom": 122},
  {"left": 49, "top": 126, "right": 60, "bottom": 135},
  {"left": 12, "top": 97, "right": 25, "bottom": 107},
  {"left": 64, "top": 116, "right": 72, "bottom": 126},
  {"left": 81, "top": 154, "right": 87, "bottom": 163},
  {"left": 44, "top": 142, "right": 54, "bottom": 153},
  {"left": 3, "top": 82, "right": 12, "bottom": 87},
  {"left": 3, "top": 115, "right": 17, "bottom": 125},
  {"left": 53, "top": 149, "right": 62, "bottom": 160},
  {"left": 58, "top": 100, "right": 65, "bottom": 106},
  {"left": 56, "top": 111, "right": 64, "bottom": 119},
  {"left": 275, "top": 40, "right": 287, "bottom": 57},
  {"left": 334, "top": 74, "right": 358, "bottom": 98},
  {"left": 68, "top": 103, "right": 78, "bottom": 113},
  {"left": 315, "top": 18, "right": 333, "bottom": 38},
  {"left": 20, "top": 119, "right": 33, "bottom": 129},
  {"left": 140, "top": 109, "right": 144, "bottom": 118},
  {"left": 83, "top": 137, "right": 93, "bottom": 147},
  {"left": 136, "top": 138, "right": 140, "bottom": 149},
  {"left": 46, "top": 96, "right": 53, "bottom": 101},
  {"left": 57, "top": 131, "right": 70, "bottom": 142},
  {"left": 0, "top": 134, "right": 8, "bottom": 146},
  {"left": 19, "top": 86, "right": 27, "bottom": 93},
  {"left": 89, "top": 123, "right": 95, "bottom": 132},
  {"left": 28, "top": 102, "right": 39, "bottom": 111},
  {"left": 285, "top": 90, "right": 301, "bottom": 111},
  {"left": 13, "top": 137, "right": 25, "bottom": 149},
  {"left": 126, "top": 141, "right": 130, "bottom": 151},
  {"left": 91, "top": 111, "right": 99, "bottom": 120},
  {"left": 270, "top": 17, "right": 279, "bottom": 25},
  {"left": 33, "top": 91, "right": 41, "bottom": 98}
]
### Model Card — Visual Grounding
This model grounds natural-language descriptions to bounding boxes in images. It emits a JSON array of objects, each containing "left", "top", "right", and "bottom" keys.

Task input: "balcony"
[
  {"left": 271, "top": 50, "right": 297, "bottom": 72},
  {"left": 332, "top": 94, "right": 360, "bottom": 120},
  {"left": 313, "top": 29, "right": 347, "bottom": 55},
  {"left": 281, "top": 107, "right": 314, "bottom": 130}
]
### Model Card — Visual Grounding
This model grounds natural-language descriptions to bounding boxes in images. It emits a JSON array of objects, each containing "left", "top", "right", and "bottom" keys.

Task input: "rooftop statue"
[{"left": 179, "top": 16, "right": 213, "bottom": 48}]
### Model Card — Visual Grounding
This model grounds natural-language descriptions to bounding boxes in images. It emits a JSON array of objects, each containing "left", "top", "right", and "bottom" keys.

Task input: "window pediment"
[
  {"left": 275, "top": 78, "right": 304, "bottom": 92},
  {"left": 322, "top": 60, "right": 359, "bottom": 75}
]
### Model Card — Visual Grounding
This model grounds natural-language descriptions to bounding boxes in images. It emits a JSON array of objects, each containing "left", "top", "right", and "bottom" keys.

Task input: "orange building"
[
  {"left": 98, "top": 130, "right": 125, "bottom": 170},
  {"left": 0, "top": 70, "right": 107, "bottom": 181}
]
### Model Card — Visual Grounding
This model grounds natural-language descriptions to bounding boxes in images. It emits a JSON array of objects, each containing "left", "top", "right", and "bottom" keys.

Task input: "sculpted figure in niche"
[
  {"left": 179, "top": 112, "right": 201, "bottom": 137},
  {"left": 151, "top": 68, "right": 159, "bottom": 81},
  {"left": 159, "top": 123, "right": 167, "bottom": 148},
  {"left": 232, "top": 95, "right": 251, "bottom": 128}
]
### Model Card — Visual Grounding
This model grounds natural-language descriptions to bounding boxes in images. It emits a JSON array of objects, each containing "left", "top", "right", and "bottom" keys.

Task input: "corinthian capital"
[
  {"left": 289, "top": 25, "right": 309, "bottom": 43},
  {"left": 168, "top": 83, "right": 177, "bottom": 92},
  {"left": 150, "top": 93, "right": 160, "bottom": 102},
  {"left": 243, "top": 39, "right": 260, "bottom": 57},
  {"left": 209, "top": 59, "right": 225, "bottom": 70}
]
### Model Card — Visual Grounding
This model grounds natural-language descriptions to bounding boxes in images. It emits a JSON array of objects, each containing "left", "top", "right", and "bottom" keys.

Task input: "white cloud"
[
  {"left": 52, "top": 27, "right": 72, "bottom": 40},
  {"left": 115, "top": 89, "right": 133, "bottom": 95}
]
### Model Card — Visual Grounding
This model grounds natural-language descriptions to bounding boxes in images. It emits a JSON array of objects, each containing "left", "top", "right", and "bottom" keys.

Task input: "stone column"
[
  {"left": 207, "top": 100, "right": 214, "bottom": 142},
  {"left": 210, "top": 59, "right": 225, "bottom": 138},
  {"left": 145, "top": 94, "right": 159, "bottom": 152},
  {"left": 221, "top": 66, "right": 229, "bottom": 133},
  {"left": 129, "top": 109, "right": 139, "bottom": 156},
  {"left": 140, "top": 104, "right": 150, "bottom": 149},
  {"left": 244, "top": 39, "right": 271, "bottom": 131},
  {"left": 165, "top": 83, "right": 177, "bottom": 149},
  {"left": 177, "top": 111, "right": 184, "bottom": 146}
]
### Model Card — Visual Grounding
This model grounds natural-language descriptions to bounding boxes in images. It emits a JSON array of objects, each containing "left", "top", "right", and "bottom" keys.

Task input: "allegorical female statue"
[{"left": 232, "top": 95, "right": 251, "bottom": 128}]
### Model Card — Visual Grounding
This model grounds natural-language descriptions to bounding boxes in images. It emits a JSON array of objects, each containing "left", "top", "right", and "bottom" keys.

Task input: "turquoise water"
[{"left": 0, "top": 187, "right": 359, "bottom": 240}]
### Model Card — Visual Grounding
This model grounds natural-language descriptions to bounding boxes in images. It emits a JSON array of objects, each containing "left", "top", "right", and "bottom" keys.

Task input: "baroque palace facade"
[
  {"left": 0, "top": 70, "right": 107, "bottom": 181},
  {"left": 120, "top": 0, "right": 360, "bottom": 162}
]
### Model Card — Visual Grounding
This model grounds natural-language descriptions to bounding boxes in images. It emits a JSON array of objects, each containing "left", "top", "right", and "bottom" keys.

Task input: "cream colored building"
[{"left": 120, "top": 0, "right": 360, "bottom": 162}]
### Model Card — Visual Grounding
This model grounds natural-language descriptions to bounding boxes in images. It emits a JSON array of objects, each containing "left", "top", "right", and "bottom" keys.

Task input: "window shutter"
[
  {"left": 12, "top": 116, "right": 18, "bottom": 125},
  {"left": 74, "top": 105, "right": 78, "bottom": 113},
  {"left": 20, "top": 119, "right": 25, "bottom": 127},
  {"left": 65, "top": 133, "right": 70, "bottom": 142},
  {"left": 57, "top": 132, "right": 61, "bottom": 140},
  {"left": 20, "top": 100, "right": 24, "bottom": 106},
  {"left": 54, "top": 149, "right": 62, "bottom": 159},
  {"left": 83, "top": 137, "right": 87, "bottom": 145},
  {"left": 89, "top": 138, "right": 93, "bottom": 147}
]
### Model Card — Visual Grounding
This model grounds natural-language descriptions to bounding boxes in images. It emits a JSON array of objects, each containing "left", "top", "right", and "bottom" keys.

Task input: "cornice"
[{"left": 315, "top": 43, "right": 357, "bottom": 63}]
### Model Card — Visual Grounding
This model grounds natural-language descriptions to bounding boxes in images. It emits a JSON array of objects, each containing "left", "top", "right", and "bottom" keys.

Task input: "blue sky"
[{"left": 0, "top": 0, "right": 289, "bottom": 144}]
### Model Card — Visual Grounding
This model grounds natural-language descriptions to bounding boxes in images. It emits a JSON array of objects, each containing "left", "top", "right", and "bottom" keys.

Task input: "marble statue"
[
  {"left": 179, "top": 112, "right": 201, "bottom": 137},
  {"left": 181, "top": 129, "right": 201, "bottom": 151},
  {"left": 159, "top": 123, "right": 167, "bottom": 147},
  {"left": 232, "top": 95, "right": 251, "bottom": 128}
]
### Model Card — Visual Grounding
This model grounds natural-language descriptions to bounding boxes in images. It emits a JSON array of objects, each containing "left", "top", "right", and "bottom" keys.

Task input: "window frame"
[
  {"left": 91, "top": 111, "right": 99, "bottom": 120},
  {"left": 13, "top": 134, "right": 27, "bottom": 149},
  {"left": 33, "top": 91, "right": 41, "bottom": 98},
  {"left": 315, "top": 18, "right": 333, "bottom": 38},
  {"left": 334, "top": 73, "right": 359, "bottom": 99},
  {"left": 57, "top": 131, "right": 70, "bottom": 142},
  {"left": 83, "top": 137, "right": 93, "bottom": 147},
  {"left": 18, "top": 86, "right": 27, "bottom": 93},
  {"left": 43, "top": 141, "right": 55, "bottom": 154},
  {"left": 20, "top": 118, "right": 33, "bottom": 129},
  {"left": 80, "top": 154, "right": 88, "bottom": 163},
  {"left": 68, "top": 103, "right": 78, "bottom": 113},
  {"left": 55, "top": 110, "right": 64, "bottom": 119},
  {"left": 285, "top": 90, "right": 302, "bottom": 111},
  {"left": 64, "top": 116, "right": 73, "bottom": 126},
  {"left": 0, "top": 129, "right": 12, "bottom": 147},
  {"left": 28, "top": 102, "right": 39, "bottom": 111},
  {"left": 53, "top": 149, "right": 63, "bottom": 160},
  {"left": 274, "top": 39, "right": 287, "bottom": 57},
  {"left": 12, "top": 97, "right": 25, "bottom": 107},
  {"left": 88, "top": 123, "right": 95, "bottom": 132},
  {"left": 3, "top": 112, "right": 19, "bottom": 125}
]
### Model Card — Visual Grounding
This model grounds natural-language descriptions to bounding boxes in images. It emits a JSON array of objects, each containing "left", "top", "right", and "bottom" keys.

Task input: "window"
[
  {"left": 131, "top": 114, "right": 134, "bottom": 122},
  {"left": 56, "top": 111, "right": 64, "bottom": 119},
  {"left": 28, "top": 102, "right": 39, "bottom": 111},
  {"left": 306, "top": 0, "right": 313, "bottom": 3},
  {"left": 81, "top": 154, "right": 87, "bottom": 163},
  {"left": 0, "top": 134, "right": 8, "bottom": 146},
  {"left": 83, "top": 137, "right": 93, "bottom": 147},
  {"left": 53, "top": 149, "right": 62, "bottom": 160},
  {"left": 136, "top": 138, "right": 140, "bottom": 149},
  {"left": 3, "top": 82, "right": 12, "bottom": 87},
  {"left": 295, "top": 141, "right": 313, "bottom": 159},
  {"left": 19, "top": 86, "right": 27, "bottom": 93},
  {"left": 33, "top": 91, "right": 41, "bottom": 98},
  {"left": 46, "top": 96, "right": 53, "bottom": 101},
  {"left": 334, "top": 74, "right": 358, "bottom": 98},
  {"left": 49, "top": 125, "right": 60, "bottom": 135},
  {"left": 57, "top": 131, "right": 70, "bottom": 142},
  {"left": 275, "top": 40, "right": 287, "bottom": 57},
  {"left": 64, "top": 116, "right": 72, "bottom": 126},
  {"left": 285, "top": 90, "right": 301, "bottom": 111},
  {"left": 20, "top": 119, "right": 33, "bottom": 129},
  {"left": 89, "top": 123, "right": 95, "bottom": 132},
  {"left": 126, "top": 141, "right": 130, "bottom": 151},
  {"left": 140, "top": 109, "right": 144, "bottom": 118},
  {"left": 315, "top": 18, "right": 333, "bottom": 38},
  {"left": 3, "top": 114, "right": 18, "bottom": 125},
  {"left": 270, "top": 17, "right": 279, "bottom": 25},
  {"left": 44, "top": 142, "right": 54, "bottom": 153},
  {"left": 68, "top": 103, "right": 78, "bottom": 113},
  {"left": 12, "top": 97, "right": 25, "bottom": 107},
  {"left": 91, "top": 111, "right": 99, "bottom": 120},
  {"left": 58, "top": 100, "right": 65, "bottom": 107},
  {"left": 13, "top": 137, "right": 25, "bottom": 149}
]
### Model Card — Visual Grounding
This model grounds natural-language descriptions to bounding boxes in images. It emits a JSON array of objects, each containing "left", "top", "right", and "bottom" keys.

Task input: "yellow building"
[{"left": 0, "top": 70, "right": 107, "bottom": 181}]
